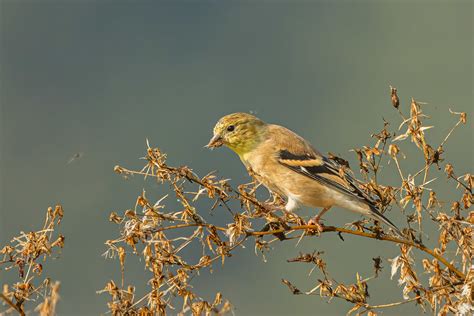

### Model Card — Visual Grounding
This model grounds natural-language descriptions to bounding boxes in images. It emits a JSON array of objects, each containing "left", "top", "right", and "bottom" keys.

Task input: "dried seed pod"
[
  {"left": 444, "top": 163, "right": 454, "bottom": 178},
  {"left": 390, "top": 86, "right": 400, "bottom": 109},
  {"left": 388, "top": 144, "right": 400, "bottom": 157}
]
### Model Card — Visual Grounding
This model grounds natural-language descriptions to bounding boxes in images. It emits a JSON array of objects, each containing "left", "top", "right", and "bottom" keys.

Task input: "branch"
[
  {"left": 360, "top": 296, "right": 422, "bottom": 314},
  {"left": 0, "top": 293, "right": 25, "bottom": 316},
  {"left": 148, "top": 222, "right": 465, "bottom": 280},
  {"left": 449, "top": 173, "right": 472, "bottom": 193},
  {"left": 248, "top": 224, "right": 466, "bottom": 280}
]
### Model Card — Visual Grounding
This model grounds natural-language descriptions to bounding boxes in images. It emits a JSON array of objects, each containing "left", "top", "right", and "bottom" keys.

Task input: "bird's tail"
[{"left": 368, "top": 205, "right": 404, "bottom": 239}]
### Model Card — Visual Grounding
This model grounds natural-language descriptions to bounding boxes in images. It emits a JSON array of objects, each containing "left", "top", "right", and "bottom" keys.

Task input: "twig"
[
  {"left": 440, "top": 115, "right": 463, "bottom": 148},
  {"left": 147, "top": 222, "right": 465, "bottom": 280},
  {"left": 0, "top": 293, "right": 25, "bottom": 316},
  {"left": 392, "top": 156, "right": 405, "bottom": 181},
  {"left": 363, "top": 296, "right": 421, "bottom": 312},
  {"left": 246, "top": 225, "right": 465, "bottom": 279},
  {"left": 449, "top": 173, "right": 472, "bottom": 193}
]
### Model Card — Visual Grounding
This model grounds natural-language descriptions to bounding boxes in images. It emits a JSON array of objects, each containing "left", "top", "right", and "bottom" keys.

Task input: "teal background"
[{"left": 1, "top": 1, "right": 472, "bottom": 315}]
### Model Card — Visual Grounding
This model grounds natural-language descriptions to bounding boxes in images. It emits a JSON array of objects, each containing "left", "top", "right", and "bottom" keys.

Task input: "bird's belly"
[
  {"left": 247, "top": 158, "right": 336, "bottom": 209},
  {"left": 296, "top": 190, "right": 335, "bottom": 209},
  {"left": 284, "top": 176, "right": 336, "bottom": 209}
]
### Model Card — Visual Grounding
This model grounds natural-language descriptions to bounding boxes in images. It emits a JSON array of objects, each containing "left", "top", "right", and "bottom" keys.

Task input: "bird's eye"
[{"left": 227, "top": 125, "right": 235, "bottom": 132}]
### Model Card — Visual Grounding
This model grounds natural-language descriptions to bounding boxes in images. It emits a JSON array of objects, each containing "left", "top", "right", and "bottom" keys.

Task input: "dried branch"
[
  {"left": 101, "top": 86, "right": 471, "bottom": 315},
  {"left": 1, "top": 206, "right": 64, "bottom": 316}
]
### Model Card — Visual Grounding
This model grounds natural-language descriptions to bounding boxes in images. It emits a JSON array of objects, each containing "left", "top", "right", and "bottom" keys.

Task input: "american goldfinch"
[{"left": 207, "top": 112, "right": 402, "bottom": 236}]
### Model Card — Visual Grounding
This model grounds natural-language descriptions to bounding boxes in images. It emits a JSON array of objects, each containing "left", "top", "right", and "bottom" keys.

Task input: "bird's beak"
[{"left": 206, "top": 134, "right": 224, "bottom": 149}]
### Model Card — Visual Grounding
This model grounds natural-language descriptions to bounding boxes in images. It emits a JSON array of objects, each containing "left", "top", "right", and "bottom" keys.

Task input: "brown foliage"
[
  {"left": 1, "top": 87, "right": 472, "bottom": 315},
  {"left": 1, "top": 206, "right": 64, "bottom": 315},
  {"left": 101, "top": 87, "right": 471, "bottom": 315}
]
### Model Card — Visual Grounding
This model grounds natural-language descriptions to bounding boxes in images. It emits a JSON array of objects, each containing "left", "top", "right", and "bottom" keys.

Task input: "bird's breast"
[{"left": 240, "top": 151, "right": 291, "bottom": 197}]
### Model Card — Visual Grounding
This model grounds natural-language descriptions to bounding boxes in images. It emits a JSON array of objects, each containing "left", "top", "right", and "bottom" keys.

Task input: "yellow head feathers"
[{"left": 207, "top": 112, "right": 266, "bottom": 155}]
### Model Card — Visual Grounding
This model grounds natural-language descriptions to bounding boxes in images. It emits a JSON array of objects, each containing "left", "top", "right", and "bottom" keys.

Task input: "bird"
[{"left": 206, "top": 112, "right": 402, "bottom": 237}]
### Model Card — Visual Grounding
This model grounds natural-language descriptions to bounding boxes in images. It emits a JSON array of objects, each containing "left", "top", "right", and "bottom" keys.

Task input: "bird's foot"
[
  {"left": 306, "top": 216, "right": 325, "bottom": 235},
  {"left": 261, "top": 202, "right": 281, "bottom": 212}
]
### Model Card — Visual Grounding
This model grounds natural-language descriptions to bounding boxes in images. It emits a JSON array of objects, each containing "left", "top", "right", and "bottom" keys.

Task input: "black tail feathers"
[{"left": 369, "top": 205, "right": 404, "bottom": 239}]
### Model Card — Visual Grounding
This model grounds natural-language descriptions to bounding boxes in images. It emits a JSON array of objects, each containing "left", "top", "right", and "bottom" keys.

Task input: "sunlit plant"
[{"left": 102, "top": 87, "right": 472, "bottom": 315}]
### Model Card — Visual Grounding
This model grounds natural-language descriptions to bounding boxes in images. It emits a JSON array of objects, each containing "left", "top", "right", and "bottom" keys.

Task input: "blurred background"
[{"left": 1, "top": 1, "right": 472, "bottom": 315}]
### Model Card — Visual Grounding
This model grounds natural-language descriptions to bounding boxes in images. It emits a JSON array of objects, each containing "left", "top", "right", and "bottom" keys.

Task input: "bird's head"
[{"left": 207, "top": 112, "right": 266, "bottom": 155}]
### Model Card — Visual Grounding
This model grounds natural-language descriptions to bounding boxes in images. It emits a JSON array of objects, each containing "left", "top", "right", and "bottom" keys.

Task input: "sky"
[{"left": 1, "top": 1, "right": 472, "bottom": 315}]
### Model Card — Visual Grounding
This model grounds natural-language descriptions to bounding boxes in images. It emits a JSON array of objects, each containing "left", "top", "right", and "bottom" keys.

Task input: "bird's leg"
[
  {"left": 261, "top": 192, "right": 286, "bottom": 212},
  {"left": 261, "top": 202, "right": 281, "bottom": 212},
  {"left": 307, "top": 207, "right": 332, "bottom": 233}
]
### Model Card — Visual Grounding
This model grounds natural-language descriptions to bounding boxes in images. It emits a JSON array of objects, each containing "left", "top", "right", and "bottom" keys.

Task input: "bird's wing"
[
  {"left": 263, "top": 125, "right": 402, "bottom": 237},
  {"left": 277, "top": 149, "right": 375, "bottom": 205}
]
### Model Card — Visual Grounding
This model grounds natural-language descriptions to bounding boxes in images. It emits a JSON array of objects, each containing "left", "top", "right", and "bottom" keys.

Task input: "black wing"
[
  {"left": 278, "top": 150, "right": 373, "bottom": 204},
  {"left": 278, "top": 150, "right": 403, "bottom": 237}
]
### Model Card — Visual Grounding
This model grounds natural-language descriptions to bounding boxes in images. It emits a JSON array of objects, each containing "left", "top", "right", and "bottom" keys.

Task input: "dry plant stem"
[
  {"left": 327, "top": 294, "right": 422, "bottom": 315},
  {"left": 120, "top": 237, "right": 245, "bottom": 315},
  {"left": 139, "top": 151, "right": 466, "bottom": 279},
  {"left": 149, "top": 222, "right": 465, "bottom": 280},
  {"left": 392, "top": 156, "right": 405, "bottom": 181},
  {"left": 1, "top": 205, "right": 64, "bottom": 316},
  {"left": 149, "top": 223, "right": 226, "bottom": 234},
  {"left": 122, "top": 166, "right": 267, "bottom": 211},
  {"left": 250, "top": 224, "right": 465, "bottom": 280},
  {"left": 373, "top": 141, "right": 387, "bottom": 183},
  {"left": 360, "top": 296, "right": 422, "bottom": 314},
  {"left": 449, "top": 173, "right": 472, "bottom": 193},
  {"left": 0, "top": 293, "right": 25, "bottom": 316},
  {"left": 397, "top": 108, "right": 407, "bottom": 121},
  {"left": 440, "top": 118, "right": 463, "bottom": 148},
  {"left": 107, "top": 99, "right": 471, "bottom": 314}
]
